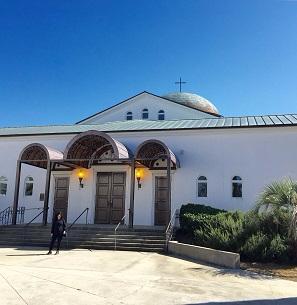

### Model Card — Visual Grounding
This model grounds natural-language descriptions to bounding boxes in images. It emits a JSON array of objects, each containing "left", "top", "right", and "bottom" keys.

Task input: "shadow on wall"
[{"left": 184, "top": 298, "right": 297, "bottom": 305}]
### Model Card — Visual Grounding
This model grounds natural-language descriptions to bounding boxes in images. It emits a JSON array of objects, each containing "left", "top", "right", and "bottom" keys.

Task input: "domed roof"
[{"left": 162, "top": 92, "right": 220, "bottom": 116}]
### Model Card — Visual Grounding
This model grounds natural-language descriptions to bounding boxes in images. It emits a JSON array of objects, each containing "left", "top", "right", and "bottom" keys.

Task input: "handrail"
[
  {"left": 165, "top": 209, "right": 178, "bottom": 251},
  {"left": 67, "top": 208, "right": 89, "bottom": 232},
  {"left": 0, "top": 206, "right": 10, "bottom": 215},
  {"left": 114, "top": 214, "right": 126, "bottom": 251},
  {"left": 0, "top": 206, "right": 11, "bottom": 225},
  {"left": 0, "top": 206, "right": 25, "bottom": 226},
  {"left": 25, "top": 207, "right": 49, "bottom": 226}
]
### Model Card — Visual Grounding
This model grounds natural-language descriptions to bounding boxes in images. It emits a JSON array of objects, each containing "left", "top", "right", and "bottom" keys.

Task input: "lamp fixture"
[
  {"left": 135, "top": 169, "right": 142, "bottom": 189},
  {"left": 78, "top": 170, "right": 84, "bottom": 188}
]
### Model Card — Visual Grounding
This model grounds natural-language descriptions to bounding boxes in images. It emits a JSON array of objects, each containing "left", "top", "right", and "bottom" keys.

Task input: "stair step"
[{"left": 0, "top": 225, "right": 167, "bottom": 253}]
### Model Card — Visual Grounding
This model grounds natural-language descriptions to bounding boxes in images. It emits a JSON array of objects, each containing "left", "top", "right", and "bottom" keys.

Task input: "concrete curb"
[{"left": 168, "top": 241, "right": 240, "bottom": 269}]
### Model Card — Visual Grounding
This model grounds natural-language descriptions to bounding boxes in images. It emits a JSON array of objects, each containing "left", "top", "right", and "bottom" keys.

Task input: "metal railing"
[
  {"left": 0, "top": 206, "right": 25, "bottom": 226},
  {"left": 165, "top": 209, "right": 178, "bottom": 251},
  {"left": 67, "top": 208, "right": 89, "bottom": 232},
  {"left": 0, "top": 207, "right": 11, "bottom": 225},
  {"left": 25, "top": 207, "right": 49, "bottom": 226},
  {"left": 66, "top": 208, "right": 89, "bottom": 249},
  {"left": 114, "top": 214, "right": 126, "bottom": 251}
]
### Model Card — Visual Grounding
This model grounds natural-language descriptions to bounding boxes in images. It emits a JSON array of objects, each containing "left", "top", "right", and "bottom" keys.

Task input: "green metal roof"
[{"left": 1, "top": 115, "right": 297, "bottom": 137}]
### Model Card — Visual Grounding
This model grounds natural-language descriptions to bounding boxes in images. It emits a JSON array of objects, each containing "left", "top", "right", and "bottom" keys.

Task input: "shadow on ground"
[
  {"left": 187, "top": 266, "right": 272, "bottom": 280},
  {"left": 185, "top": 298, "right": 297, "bottom": 305}
]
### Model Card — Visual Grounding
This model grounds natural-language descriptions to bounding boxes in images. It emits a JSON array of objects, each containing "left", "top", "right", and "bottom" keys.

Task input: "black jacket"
[{"left": 51, "top": 219, "right": 66, "bottom": 236}]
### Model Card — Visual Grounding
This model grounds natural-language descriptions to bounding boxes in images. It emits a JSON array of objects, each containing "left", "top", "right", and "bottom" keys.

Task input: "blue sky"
[{"left": 0, "top": 0, "right": 297, "bottom": 126}]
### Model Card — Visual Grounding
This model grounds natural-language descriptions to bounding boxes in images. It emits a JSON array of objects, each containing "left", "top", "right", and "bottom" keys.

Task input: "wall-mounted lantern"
[
  {"left": 135, "top": 169, "right": 142, "bottom": 189},
  {"left": 78, "top": 170, "right": 85, "bottom": 188}
]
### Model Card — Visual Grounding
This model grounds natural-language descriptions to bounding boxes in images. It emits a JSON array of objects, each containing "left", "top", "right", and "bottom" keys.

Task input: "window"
[
  {"left": 158, "top": 110, "right": 165, "bottom": 120},
  {"left": 126, "top": 111, "right": 133, "bottom": 120},
  {"left": 0, "top": 176, "right": 8, "bottom": 196},
  {"left": 197, "top": 176, "right": 207, "bottom": 197},
  {"left": 232, "top": 176, "right": 242, "bottom": 198},
  {"left": 142, "top": 108, "right": 149, "bottom": 119},
  {"left": 24, "top": 176, "right": 34, "bottom": 196}
]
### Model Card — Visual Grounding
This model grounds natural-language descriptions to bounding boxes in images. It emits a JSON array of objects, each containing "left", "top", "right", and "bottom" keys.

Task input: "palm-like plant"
[{"left": 255, "top": 178, "right": 297, "bottom": 242}]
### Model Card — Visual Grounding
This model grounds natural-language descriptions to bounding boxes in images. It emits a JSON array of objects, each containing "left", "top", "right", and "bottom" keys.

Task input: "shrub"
[
  {"left": 179, "top": 204, "right": 225, "bottom": 233},
  {"left": 180, "top": 213, "right": 213, "bottom": 234},
  {"left": 193, "top": 211, "right": 244, "bottom": 252},
  {"left": 177, "top": 203, "right": 292, "bottom": 263},
  {"left": 180, "top": 203, "right": 225, "bottom": 217},
  {"left": 267, "top": 234, "right": 288, "bottom": 262},
  {"left": 240, "top": 232, "right": 270, "bottom": 262}
]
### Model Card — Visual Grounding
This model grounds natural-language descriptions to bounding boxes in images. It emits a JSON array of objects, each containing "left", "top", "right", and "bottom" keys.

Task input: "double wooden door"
[
  {"left": 53, "top": 177, "right": 70, "bottom": 222},
  {"left": 95, "top": 172, "right": 126, "bottom": 224},
  {"left": 155, "top": 176, "right": 170, "bottom": 225}
]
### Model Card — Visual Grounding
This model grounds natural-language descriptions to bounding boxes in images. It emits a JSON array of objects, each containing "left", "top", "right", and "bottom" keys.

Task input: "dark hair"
[{"left": 55, "top": 211, "right": 63, "bottom": 220}]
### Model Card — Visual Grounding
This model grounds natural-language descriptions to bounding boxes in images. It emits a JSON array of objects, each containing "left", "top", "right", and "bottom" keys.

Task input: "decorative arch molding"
[
  {"left": 19, "top": 143, "right": 63, "bottom": 169},
  {"left": 64, "top": 130, "right": 130, "bottom": 168},
  {"left": 135, "top": 139, "right": 179, "bottom": 169},
  {"left": 13, "top": 143, "right": 63, "bottom": 225}
]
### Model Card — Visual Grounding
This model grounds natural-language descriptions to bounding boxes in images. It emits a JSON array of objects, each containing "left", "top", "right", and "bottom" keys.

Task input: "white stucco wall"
[
  {"left": 0, "top": 126, "right": 297, "bottom": 226},
  {"left": 78, "top": 93, "right": 216, "bottom": 124}
]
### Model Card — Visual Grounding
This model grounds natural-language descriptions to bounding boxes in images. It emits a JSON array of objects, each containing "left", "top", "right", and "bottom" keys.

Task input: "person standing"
[{"left": 47, "top": 211, "right": 66, "bottom": 255}]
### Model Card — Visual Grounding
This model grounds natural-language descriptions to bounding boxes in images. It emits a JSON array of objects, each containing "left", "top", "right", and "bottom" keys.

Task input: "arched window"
[
  {"left": 232, "top": 176, "right": 242, "bottom": 198},
  {"left": 197, "top": 176, "right": 207, "bottom": 197},
  {"left": 126, "top": 111, "right": 133, "bottom": 120},
  {"left": 24, "top": 176, "right": 34, "bottom": 196},
  {"left": 142, "top": 108, "right": 149, "bottom": 119},
  {"left": 0, "top": 176, "right": 8, "bottom": 196},
  {"left": 158, "top": 110, "right": 165, "bottom": 120}
]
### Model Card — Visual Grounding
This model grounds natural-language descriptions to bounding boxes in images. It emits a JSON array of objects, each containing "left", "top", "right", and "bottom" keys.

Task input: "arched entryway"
[
  {"left": 64, "top": 130, "right": 130, "bottom": 168},
  {"left": 64, "top": 130, "right": 130, "bottom": 225},
  {"left": 12, "top": 143, "right": 64, "bottom": 225},
  {"left": 134, "top": 140, "right": 179, "bottom": 225}
]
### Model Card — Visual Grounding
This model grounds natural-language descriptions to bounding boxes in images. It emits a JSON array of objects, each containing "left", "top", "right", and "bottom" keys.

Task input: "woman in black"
[{"left": 47, "top": 212, "right": 66, "bottom": 255}]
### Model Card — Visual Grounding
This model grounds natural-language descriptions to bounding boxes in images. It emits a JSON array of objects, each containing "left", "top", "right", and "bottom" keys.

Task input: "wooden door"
[
  {"left": 53, "top": 177, "right": 70, "bottom": 222},
  {"left": 155, "top": 176, "right": 169, "bottom": 225},
  {"left": 95, "top": 172, "right": 126, "bottom": 224},
  {"left": 110, "top": 173, "right": 126, "bottom": 224}
]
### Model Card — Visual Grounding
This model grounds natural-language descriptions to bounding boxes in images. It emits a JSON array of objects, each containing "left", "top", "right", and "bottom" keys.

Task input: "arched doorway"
[
  {"left": 64, "top": 130, "right": 130, "bottom": 224},
  {"left": 13, "top": 143, "right": 64, "bottom": 225},
  {"left": 135, "top": 139, "right": 179, "bottom": 225}
]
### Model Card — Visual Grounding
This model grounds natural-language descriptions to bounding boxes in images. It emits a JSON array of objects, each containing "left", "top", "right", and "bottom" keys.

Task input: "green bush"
[
  {"left": 240, "top": 232, "right": 270, "bottom": 262},
  {"left": 177, "top": 203, "right": 294, "bottom": 263},
  {"left": 193, "top": 211, "right": 244, "bottom": 252},
  {"left": 180, "top": 213, "right": 213, "bottom": 234},
  {"left": 179, "top": 204, "right": 225, "bottom": 233},
  {"left": 267, "top": 234, "right": 289, "bottom": 262},
  {"left": 180, "top": 203, "right": 225, "bottom": 217}
]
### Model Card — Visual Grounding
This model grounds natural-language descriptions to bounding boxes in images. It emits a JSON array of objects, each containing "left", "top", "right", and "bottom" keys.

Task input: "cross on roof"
[{"left": 175, "top": 77, "right": 187, "bottom": 92}]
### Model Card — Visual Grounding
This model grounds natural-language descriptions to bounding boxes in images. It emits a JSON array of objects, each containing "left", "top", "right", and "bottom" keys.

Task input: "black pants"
[{"left": 49, "top": 235, "right": 63, "bottom": 252}]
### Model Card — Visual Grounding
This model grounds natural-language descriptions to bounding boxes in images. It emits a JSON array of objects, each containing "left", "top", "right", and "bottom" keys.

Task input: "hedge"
[{"left": 177, "top": 203, "right": 295, "bottom": 263}]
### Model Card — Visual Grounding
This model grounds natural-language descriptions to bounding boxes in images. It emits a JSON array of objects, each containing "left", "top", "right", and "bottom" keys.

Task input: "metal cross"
[{"left": 175, "top": 77, "right": 186, "bottom": 92}]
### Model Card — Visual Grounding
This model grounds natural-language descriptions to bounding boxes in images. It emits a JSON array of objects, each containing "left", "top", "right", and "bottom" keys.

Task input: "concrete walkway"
[{"left": 0, "top": 247, "right": 297, "bottom": 305}]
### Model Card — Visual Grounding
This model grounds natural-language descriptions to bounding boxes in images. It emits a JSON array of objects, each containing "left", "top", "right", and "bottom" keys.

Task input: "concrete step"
[
  {"left": 0, "top": 237, "right": 165, "bottom": 245},
  {"left": 0, "top": 225, "right": 166, "bottom": 252},
  {"left": 0, "top": 239, "right": 165, "bottom": 246},
  {"left": 0, "top": 228, "right": 164, "bottom": 236},
  {"left": 0, "top": 242, "right": 165, "bottom": 252}
]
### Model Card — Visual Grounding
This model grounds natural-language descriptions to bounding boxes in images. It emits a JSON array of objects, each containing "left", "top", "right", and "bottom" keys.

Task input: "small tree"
[{"left": 255, "top": 178, "right": 297, "bottom": 243}]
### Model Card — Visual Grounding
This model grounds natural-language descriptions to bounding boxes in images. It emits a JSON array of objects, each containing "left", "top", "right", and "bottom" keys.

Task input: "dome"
[{"left": 162, "top": 92, "right": 220, "bottom": 116}]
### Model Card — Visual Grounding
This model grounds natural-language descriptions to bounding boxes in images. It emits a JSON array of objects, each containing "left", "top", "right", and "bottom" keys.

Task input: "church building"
[{"left": 1, "top": 90, "right": 297, "bottom": 227}]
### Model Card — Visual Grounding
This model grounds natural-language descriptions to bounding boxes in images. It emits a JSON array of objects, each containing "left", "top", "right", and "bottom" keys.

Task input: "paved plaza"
[{"left": 0, "top": 247, "right": 297, "bottom": 305}]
